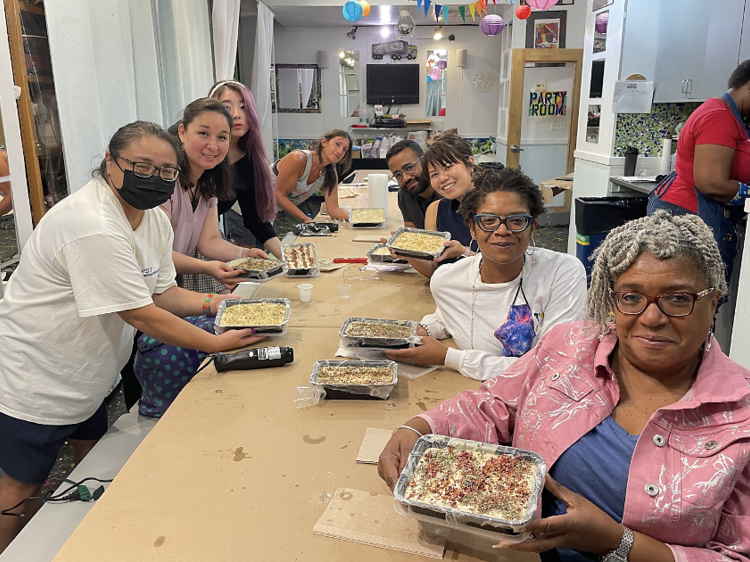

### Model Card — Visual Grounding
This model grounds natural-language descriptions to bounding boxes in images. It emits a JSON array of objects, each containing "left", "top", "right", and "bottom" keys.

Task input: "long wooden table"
[{"left": 52, "top": 182, "right": 538, "bottom": 562}]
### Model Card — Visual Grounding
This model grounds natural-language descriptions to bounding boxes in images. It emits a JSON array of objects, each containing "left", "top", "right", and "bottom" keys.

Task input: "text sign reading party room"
[{"left": 529, "top": 91, "right": 567, "bottom": 117}]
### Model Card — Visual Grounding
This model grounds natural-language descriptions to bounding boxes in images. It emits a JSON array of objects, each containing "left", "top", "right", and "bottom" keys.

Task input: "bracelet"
[
  {"left": 203, "top": 294, "right": 214, "bottom": 315},
  {"left": 463, "top": 245, "right": 472, "bottom": 257},
  {"left": 393, "top": 425, "right": 424, "bottom": 439},
  {"left": 417, "top": 322, "right": 431, "bottom": 338},
  {"left": 235, "top": 247, "right": 245, "bottom": 260}
]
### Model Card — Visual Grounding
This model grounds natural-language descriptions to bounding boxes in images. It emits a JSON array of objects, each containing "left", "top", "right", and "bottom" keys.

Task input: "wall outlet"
[{"left": 551, "top": 121, "right": 567, "bottom": 131}]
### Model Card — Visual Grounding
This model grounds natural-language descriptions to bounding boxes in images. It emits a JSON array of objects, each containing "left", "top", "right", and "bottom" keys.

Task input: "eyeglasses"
[
  {"left": 113, "top": 153, "right": 180, "bottom": 182},
  {"left": 473, "top": 214, "right": 534, "bottom": 233},
  {"left": 610, "top": 288, "right": 715, "bottom": 317},
  {"left": 389, "top": 157, "right": 422, "bottom": 183}
]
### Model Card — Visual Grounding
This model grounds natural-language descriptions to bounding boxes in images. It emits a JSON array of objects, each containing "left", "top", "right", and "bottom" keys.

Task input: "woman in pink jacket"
[{"left": 380, "top": 211, "right": 750, "bottom": 562}]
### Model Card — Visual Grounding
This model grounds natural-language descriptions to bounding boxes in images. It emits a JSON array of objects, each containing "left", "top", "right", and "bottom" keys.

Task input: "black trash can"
[{"left": 575, "top": 197, "right": 648, "bottom": 281}]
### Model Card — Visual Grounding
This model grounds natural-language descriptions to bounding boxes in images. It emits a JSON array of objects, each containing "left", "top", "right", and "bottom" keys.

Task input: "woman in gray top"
[{"left": 272, "top": 129, "right": 353, "bottom": 223}]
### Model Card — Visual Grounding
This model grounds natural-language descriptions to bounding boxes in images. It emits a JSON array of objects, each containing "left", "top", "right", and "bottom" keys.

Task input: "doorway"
[{"left": 504, "top": 49, "right": 583, "bottom": 214}]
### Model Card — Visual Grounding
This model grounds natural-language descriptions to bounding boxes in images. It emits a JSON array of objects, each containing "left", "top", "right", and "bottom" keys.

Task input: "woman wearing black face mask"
[{"left": 0, "top": 121, "right": 265, "bottom": 553}]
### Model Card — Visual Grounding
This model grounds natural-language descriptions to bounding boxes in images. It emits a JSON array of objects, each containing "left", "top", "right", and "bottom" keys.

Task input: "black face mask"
[{"left": 116, "top": 169, "right": 175, "bottom": 210}]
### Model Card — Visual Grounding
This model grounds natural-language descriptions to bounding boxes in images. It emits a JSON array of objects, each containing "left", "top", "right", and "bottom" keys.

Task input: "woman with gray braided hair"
[{"left": 380, "top": 210, "right": 750, "bottom": 561}]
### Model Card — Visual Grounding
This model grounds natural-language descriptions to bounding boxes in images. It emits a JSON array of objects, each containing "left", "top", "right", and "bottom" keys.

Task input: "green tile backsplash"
[{"left": 614, "top": 102, "right": 701, "bottom": 157}]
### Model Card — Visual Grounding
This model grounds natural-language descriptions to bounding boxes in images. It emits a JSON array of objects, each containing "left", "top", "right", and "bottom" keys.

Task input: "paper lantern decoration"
[
  {"left": 426, "top": 76, "right": 433, "bottom": 83},
  {"left": 437, "top": 59, "right": 447, "bottom": 70},
  {"left": 480, "top": 14, "right": 505, "bottom": 36},
  {"left": 359, "top": 0, "right": 370, "bottom": 16},
  {"left": 342, "top": 1, "right": 363, "bottom": 22},
  {"left": 429, "top": 68, "right": 441, "bottom": 80},
  {"left": 526, "top": 0, "right": 560, "bottom": 10},
  {"left": 595, "top": 12, "right": 609, "bottom": 34},
  {"left": 515, "top": 4, "right": 531, "bottom": 19}
]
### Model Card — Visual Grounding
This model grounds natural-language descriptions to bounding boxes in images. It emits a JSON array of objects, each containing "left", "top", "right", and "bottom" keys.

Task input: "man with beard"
[{"left": 386, "top": 140, "right": 441, "bottom": 229}]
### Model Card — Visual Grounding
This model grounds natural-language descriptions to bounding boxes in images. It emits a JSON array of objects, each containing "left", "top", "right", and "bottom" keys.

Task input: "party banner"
[{"left": 528, "top": 91, "right": 567, "bottom": 117}]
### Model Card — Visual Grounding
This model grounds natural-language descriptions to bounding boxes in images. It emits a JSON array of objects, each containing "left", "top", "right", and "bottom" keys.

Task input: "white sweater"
[{"left": 422, "top": 249, "right": 587, "bottom": 381}]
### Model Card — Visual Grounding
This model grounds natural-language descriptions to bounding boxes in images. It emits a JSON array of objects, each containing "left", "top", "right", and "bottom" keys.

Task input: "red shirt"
[{"left": 662, "top": 97, "right": 750, "bottom": 212}]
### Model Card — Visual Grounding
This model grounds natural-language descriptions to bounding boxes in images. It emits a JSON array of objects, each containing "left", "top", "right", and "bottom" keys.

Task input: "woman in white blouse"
[{"left": 387, "top": 166, "right": 587, "bottom": 380}]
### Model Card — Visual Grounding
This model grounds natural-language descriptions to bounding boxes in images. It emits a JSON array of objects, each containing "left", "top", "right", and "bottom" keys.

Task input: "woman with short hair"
[
  {"left": 387, "top": 166, "right": 586, "bottom": 380},
  {"left": 380, "top": 211, "right": 750, "bottom": 562}
]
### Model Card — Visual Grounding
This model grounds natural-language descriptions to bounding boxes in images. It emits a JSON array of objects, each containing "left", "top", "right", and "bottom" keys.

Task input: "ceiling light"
[
  {"left": 339, "top": 51, "right": 346, "bottom": 58},
  {"left": 346, "top": 26, "right": 358, "bottom": 40},
  {"left": 433, "top": 27, "right": 443, "bottom": 40},
  {"left": 379, "top": 5, "right": 392, "bottom": 24},
  {"left": 380, "top": 26, "right": 390, "bottom": 38}
]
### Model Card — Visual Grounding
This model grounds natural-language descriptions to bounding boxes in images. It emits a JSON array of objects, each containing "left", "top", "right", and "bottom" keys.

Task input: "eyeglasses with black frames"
[
  {"left": 609, "top": 287, "right": 715, "bottom": 317},
  {"left": 473, "top": 214, "right": 534, "bottom": 233},
  {"left": 113, "top": 153, "right": 180, "bottom": 182},
  {"left": 389, "top": 157, "right": 422, "bottom": 183}
]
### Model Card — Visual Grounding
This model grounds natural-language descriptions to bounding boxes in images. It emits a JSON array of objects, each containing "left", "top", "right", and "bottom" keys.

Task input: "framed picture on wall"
[{"left": 526, "top": 11, "right": 567, "bottom": 49}]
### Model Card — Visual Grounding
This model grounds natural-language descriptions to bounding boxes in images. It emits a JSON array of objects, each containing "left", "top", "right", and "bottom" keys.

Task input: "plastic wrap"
[
  {"left": 283, "top": 243, "right": 321, "bottom": 278},
  {"left": 214, "top": 298, "right": 291, "bottom": 335},
  {"left": 339, "top": 317, "right": 420, "bottom": 348},
  {"left": 386, "top": 227, "right": 451, "bottom": 260},
  {"left": 310, "top": 359, "right": 398, "bottom": 400},
  {"left": 393, "top": 435, "right": 546, "bottom": 541},
  {"left": 366, "top": 243, "right": 408, "bottom": 264},
  {"left": 226, "top": 257, "right": 286, "bottom": 282},
  {"left": 350, "top": 207, "right": 386, "bottom": 227}
]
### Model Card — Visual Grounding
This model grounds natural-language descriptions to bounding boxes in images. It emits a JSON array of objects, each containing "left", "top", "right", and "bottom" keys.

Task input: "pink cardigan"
[{"left": 420, "top": 322, "right": 750, "bottom": 562}]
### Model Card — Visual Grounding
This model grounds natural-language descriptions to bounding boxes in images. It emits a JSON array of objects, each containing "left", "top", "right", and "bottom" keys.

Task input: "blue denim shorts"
[{"left": 0, "top": 403, "right": 107, "bottom": 485}]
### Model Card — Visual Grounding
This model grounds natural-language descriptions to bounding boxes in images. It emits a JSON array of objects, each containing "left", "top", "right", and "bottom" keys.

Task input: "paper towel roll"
[
  {"left": 367, "top": 173, "right": 389, "bottom": 218},
  {"left": 660, "top": 138, "right": 672, "bottom": 176}
]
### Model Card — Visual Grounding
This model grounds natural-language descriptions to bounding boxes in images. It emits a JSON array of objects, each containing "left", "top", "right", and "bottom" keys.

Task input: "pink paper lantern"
[
  {"left": 437, "top": 59, "right": 447, "bottom": 70},
  {"left": 595, "top": 12, "right": 609, "bottom": 34},
  {"left": 480, "top": 14, "right": 505, "bottom": 36},
  {"left": 429, "top": 67, "right": 441, "bottom": 80},
  {"left": 526, "top": 0, "right": 560, "bottom": 10}
]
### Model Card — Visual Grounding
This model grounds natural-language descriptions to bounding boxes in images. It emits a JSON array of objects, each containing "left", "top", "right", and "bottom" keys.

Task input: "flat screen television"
[{"left": 366, "top": 64, "right": 420, "bottom": 105}]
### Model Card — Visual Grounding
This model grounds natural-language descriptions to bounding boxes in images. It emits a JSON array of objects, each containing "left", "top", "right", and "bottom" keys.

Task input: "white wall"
[{"left": 273, "top": 24, "right": 503, "bottom": 139}]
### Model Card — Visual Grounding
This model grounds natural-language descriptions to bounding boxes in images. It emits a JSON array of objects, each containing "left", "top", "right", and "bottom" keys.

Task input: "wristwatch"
[{"left": 601, "top": 526, "right": 634, "bottom": 562}]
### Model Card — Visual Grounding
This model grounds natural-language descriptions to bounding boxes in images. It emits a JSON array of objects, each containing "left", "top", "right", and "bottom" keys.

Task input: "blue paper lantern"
[{"left": 343, "top": 1, "right": 364, "bottom": 22}]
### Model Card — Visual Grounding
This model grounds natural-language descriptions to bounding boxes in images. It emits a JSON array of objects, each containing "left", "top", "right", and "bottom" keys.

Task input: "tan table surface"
[{"left": 52, "top": 185, "right": 539, "bottom": 562}]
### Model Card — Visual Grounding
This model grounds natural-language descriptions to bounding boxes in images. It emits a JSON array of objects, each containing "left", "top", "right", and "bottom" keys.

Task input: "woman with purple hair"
[{"left": 209, "top": 80, "right": 282, "bottom": 258}]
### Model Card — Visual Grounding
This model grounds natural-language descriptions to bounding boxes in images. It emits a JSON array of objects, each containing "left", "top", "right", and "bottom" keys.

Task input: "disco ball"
[{"left": 394, "top": 13, "right": 415, "bottom": 37}]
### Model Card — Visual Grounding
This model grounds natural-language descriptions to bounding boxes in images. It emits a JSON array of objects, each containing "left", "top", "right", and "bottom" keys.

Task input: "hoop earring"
[
  {"left": 704, "top": 329, "right": 713, "bottom": 353},
  {"left": 525, "top": 236, "right": 537, "bottom": 256}
]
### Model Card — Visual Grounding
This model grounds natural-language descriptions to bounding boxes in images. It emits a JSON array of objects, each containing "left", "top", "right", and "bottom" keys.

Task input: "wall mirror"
[
  {"left": 338, "top": 50, "right": 360, "bottom": 118},
  {"left": 275, "top": 64, "right": 322, "bottom": 113},
  {"left": 589, "top": 59, "right": 605, "bottom": 98},
  {"left": 587, "top": 104, "right": 601, "bottom": 144},
  {"left": 426, "top": 50, "right": 448, "bottom": 116},
  {"left": 593, "top": 11, "right": 608, "bottom": 53}
]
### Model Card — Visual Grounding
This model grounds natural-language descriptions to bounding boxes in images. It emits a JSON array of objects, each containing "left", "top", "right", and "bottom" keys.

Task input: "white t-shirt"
[
  {"left": 422, "top": 249, "right": 587, "bottom": 381},
  {"left": 0, "top": 177, "right": 177, "bottom": 425}
]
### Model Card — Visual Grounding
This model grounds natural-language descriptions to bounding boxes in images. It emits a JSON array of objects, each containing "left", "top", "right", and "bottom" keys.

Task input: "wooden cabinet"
[{"left": 620, "top": 0, "right": 746, "bottom": 102}]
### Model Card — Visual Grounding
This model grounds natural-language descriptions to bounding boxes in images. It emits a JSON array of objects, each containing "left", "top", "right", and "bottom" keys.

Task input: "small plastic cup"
[
  {"left": 338, "top": 283, "right": 352, "bottom": 300},
  {"left": 313, "top": 471, "right": 336, "bottom": 503},
  {"left": 294, "top": 386, "right": 325, "bottom": 409},
  {"left": 297, "top": 283, "right": 313, "bottom": 303}
]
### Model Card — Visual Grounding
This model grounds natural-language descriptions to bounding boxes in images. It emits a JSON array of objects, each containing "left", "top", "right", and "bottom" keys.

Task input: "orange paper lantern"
[{"left": 359, "top": 0, "right": 371, "bottom": 17}]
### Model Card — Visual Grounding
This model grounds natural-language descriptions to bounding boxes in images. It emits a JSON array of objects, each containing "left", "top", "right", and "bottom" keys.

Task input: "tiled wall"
[
  {"left": 613, "top": 102, "right": 701, "bottom": 157},
  {"left": 275, "top": 137, "right": 494, "bottom": 160}
]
